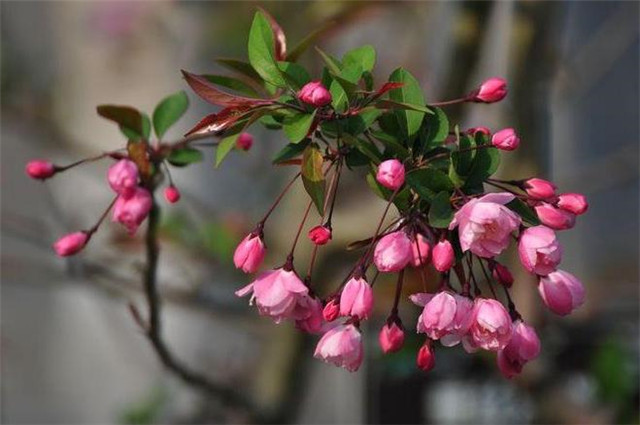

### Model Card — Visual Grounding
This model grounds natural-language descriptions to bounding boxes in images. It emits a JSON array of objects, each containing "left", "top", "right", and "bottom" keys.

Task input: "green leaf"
[
  {"left": 260, "top": 114, "right": 283, "bottom": 130},
  {"left": 152, "top": 91, "right": 189, "bottom": 139},
  {"left": 406, "top": 168, "right": 454, "bottom": 201},
  {"left": 167, "top": 147, "right": 203, "bottom": 167},
  {"left": 202, "top": 75, "right": 260, "bottom": 97},
  {"left": 452, "top": 134, "right": 476, "bottom": 176},
  {"left": 506, "top": 198, "right": 540, "bottom": 226},
  {"left": 301, "top": 145, "right": 326, "bottom": 214},
  {"left": 215, "top": 134, "right": 239, "bottom": 167},
  {"left": 368, "top": 129, "right": 410, "bottom": 159},
  {"left": 341, "top": 134, "right": 382, "bottom": 164},
  {"left": 388, "top": 68, "right": 426, "bottom": 139},
  {"left": 248, "top": 11, "right": 286, "bottom": 87},
  {"left": 342, "top": 45, "right": 376, "bottom": 73},
  {"left": 121, "top": 113, "right": 151, "bottom": 140},
  {"left": 366, "top": 171, "right": 411, "bottom": 212},
  {"left": 97, "top": 105, "right": 143, "bottom": 138},
  {"left": 375, "top": 99, "right": 432, "bottom": 114},
  {"left": 428, "top": 191, "right": 454, "bottom": 228},
  {"left": 463, "top": 146, "right": 501, "bottom": 192},
  {"left": 329, "top": 79, "right": 349, "bottom": 113},
  {"left": 277, "top": 61, "right": 311, "bottom": 89},
  {"left": 315, "top": 47, "right": 342, "bottom": 75},
  {"left": 272, "top": 139, "right": 310, "bottom": 164},
  {"left": 283, "top": 111, "right": 316, "bottom": 143},
  {"left": 420, "top": 106, "right": 449, "bottom": 151}
]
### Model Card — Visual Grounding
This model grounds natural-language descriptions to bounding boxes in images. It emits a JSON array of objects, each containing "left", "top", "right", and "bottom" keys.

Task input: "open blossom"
[
  {"left": 497, "top": 320, "right": 541, "bottom": 378},
  {"left": 107, "top": 159, "right": 139, "bottom": 198},
  {"left": 376, "top": 159, "right": 405, "bottom": 190},
  {"left": 524, "top": 178, "right": 556, "bottom": 200},
  {"left": 374, "top": 231, "right": 412, "bottom": 272},
  {"left": 468, "top": 298, "right": 512, "bottom": 351},
  {"left": 308, "top": 225, "right": 332, "bottom": 245},
  {"left": 518, "top": 225, "right": 562, "bottom": 275},
  {"left": 112, "top": 187, "right": 152, "bottom": 234},
  {"left": 411, "top": 234, "right": 431, "bottom": 267},
  {"left": 535, "top": 203, "right": 576, "bottom": 230},
  {"left": 233, "top": 233, "right": 266, "bottom": 273},
  {"left": 417, "top": 291, "right": 473, "bottom": 346},
  {"left": 491, "top": 128, "right": 520, "bottom": 151},
  {"left": 538, "top": 270, "right": 585, "bottom": 316},
  {"left": 557, "top": 193, "right": 588, "bottom": 215},
  {"left": 294, "top": 295, "right": 324, "bottom": 334},
  {"left": 417, "top": 343, "right": 435, "bottom": 371},
  {"left": 379, "top": 322, "right": 405, "bottom": 353},
  {"left": 449, "top": 192, "right": 521, "bottom": 258},
  {"left": 432, "top": 240, "right": 454, "bottom": 271},
  {"left": 53, "top": 231, "right": 89, "bottom": 257},
  {"left": 26, "top": 160, "right": 56, "bottom": 180},
  {"left": 298, "top": 80, "right": 332, "bottom": 107},
  {"left": 235, "top": 268, "right": 308, "bottom": 323},
  {"left": 340, "top": 277, "right": 374, "bottom": 319},
  {"left": 474, "top": 77, "right": 507, "bottom": 103},
  {"left": 314, "top": 324, "right": 363, "bottom": 372}
]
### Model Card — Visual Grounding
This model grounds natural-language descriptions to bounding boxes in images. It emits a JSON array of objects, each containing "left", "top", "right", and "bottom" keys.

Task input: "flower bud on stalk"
[
  {"left": 431, "top": 240, "right": 455, "bottom": 272},
  {"left": 379, "top": 321, "right": 405, "bottom": 354},
  {"left": 524, "top": 178, "right": 557, "bottom": 201},
  {"left": 556, "top": 193, "right": 588, "bottom": 215},
  {"left": 236, "top": 132, "right": 253, "bottom": 151},
  {"left": 535, "top": 203, "right": 576, "bottom": 230},
  {"left": 492, "top": 263, "right": 514, "bottom": 287},
  {"left": 491, "top": 128, "right": 520, "bottom": 151},
  {"left": 376, "top": 159, "right": 405, "bottom": 191},
  {"left": 53, "top": 231, "right": 90, "bottom": 257},
  {"left": 233, "top": 233, "right": 266, "bottom": 273},
  {"left": 26, "top": 160, "right": 56, "bottom": 180},
  {"left": 308, "top": 225, "right": 332, "bottom": 245},
  {"left": 298, "top": 81, "right": 332, "bottom": 107},
  {"left": 164, "top": 186, "right": 181, "bottom": 204},
  {"left": 473, "top": 77, "right": 507, "bottom": 103},
  {"left": 417, "top": 342, "right": 435, "bottom": 371},
  {"left": 322, "top": 299, "right": 340, "bottom": 322}
]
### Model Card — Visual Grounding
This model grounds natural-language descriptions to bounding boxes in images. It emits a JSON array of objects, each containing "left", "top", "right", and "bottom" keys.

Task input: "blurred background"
[{"left": 1, "top": 1, "right": 638, "bottom": 424}]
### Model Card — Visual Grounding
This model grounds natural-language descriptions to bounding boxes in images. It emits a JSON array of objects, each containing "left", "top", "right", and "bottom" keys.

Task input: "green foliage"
[
  {"left": 152, "top": 91, "right": 189, "bottom": 139},
  {"left": 428, "top": 191, "right": 454, "bottom": 228},
  {"left": 388, "top": 68, "right": 426, "bottom": 140},
  {"left": 248, "top": 11, "right": 286, "bottom": 87},
  {"left": 272, "top": 139, "right": 310, "bottom": 164},
  {"left": 301, "top": 144, "right": 326, "bottom": 214},
  {"left": 283, "top": 111, "right": 316, "bottom": 143},
  {"left": 167, "top": 147, "right": 203, "bottom": 167}
]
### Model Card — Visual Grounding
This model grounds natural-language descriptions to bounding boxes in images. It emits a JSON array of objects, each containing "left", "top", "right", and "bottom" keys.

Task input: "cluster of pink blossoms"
[{"left": 231, "top": 77, "right": 588, "bottom": 378}]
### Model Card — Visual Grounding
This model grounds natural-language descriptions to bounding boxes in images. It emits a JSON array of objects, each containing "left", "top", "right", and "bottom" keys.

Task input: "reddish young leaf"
[
  {"left": 257, "top": 7, "right": 286, "bottom": 61},
  {"left": 127, "top": 141, "right": 152, "bottom": 179},
  {"left": 184, "top": 106, "right": 255, "bottom": 136},
  {"left": 370, "top": 82, "right": 405, "bottom": 101},
  {"left": 181, "top": 70, "right": 272, "bottom": 108}
]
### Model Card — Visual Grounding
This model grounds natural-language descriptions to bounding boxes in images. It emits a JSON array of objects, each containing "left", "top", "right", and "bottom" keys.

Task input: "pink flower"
[
  {"left": 164, "top": 186, "right": 181, "bottom": 204},
  {"left": 298, "top": 81, "right": 332, "bottom": 107},
  {"left": 236, "top": 132, "right": 253, "bottom": 150},
  {"left": 497, "top": 320, "right": 541, "bottom": 378},
  {"left": 308, "top": 225, "right": 332, "bottom": 245},
  {"left": 492, "top": 263, "right": 514, "bottom": 287},
  {"left": 491, "top": 128, "right": 520, "bottom": 151},
  {"left": 379, "top": 322, "right": 405, "bottom": 354},
  {"left": 518, "top": 225, "right": 562, "bottom": 276},
  {"left": 467, "top": 127, "right": 491, "bottom": 136},
  {"left": 374, "top": 231, "right": 413, "bottom": 272},
  {"left": 294, "top": 296, "right": 324, "bottom": 334},
  {"left": 53, "top": 231, "right": 89, "bottom": 257},
  {"left": 233, "top": 233, "right": 266, "bottom": 273},
  {"left": 474, "top": 77, "right": 507, "bottom": 103},
  {"left": 314, "top": 324, "right": 363, "bottom": 372},
  {"left": 535, "top": 203, "right": 576, "bottom": 230},
  {"left": 339, "top": 277, "right": 374, "bottom": 320},
  {"left": 449, "top": 192, "right": 521, "bottom": 258},
  {"left": 411, "top": 234, "right": 431, "bottom": 267},
  {"left": 376, "top": 159, "right": 405, "bottom": 190},
  {"left": 235, "top": 268, "right": 309, "bottom": 323},
  {"left": 26, "top": 160, "right": 56, "bottom": 180},
  {"left": 323, "top": 299, "right": 340, "bottom": 322},
  {"left": 107, "top": 159, "right": 139, "bottom": 198},
  {"left": 468, "top": 298, "right": 513, "bottom": 351},
  {"left": 409, "top": 292, "right": 434, "bottom": 307},
  {"left": 112, "top": 187, "right": 152, "bottom": 234},
  {"left": 524, "top": 178, "right": 557, "bottom": 200},
  {"left": 538, "top": 270, "right": 585, "bottom": 316},
  {"left": 416, "top": 342, "right": 435, "bottom": 371},
  {"left": 432, "top": 240, "right": 455, "bottom": 271},
  {"left": 417, "top": 291, "right": 473, "bottom": 346},
  {"left": 557, "top": 193, "right": 588, "bottom": 215}
]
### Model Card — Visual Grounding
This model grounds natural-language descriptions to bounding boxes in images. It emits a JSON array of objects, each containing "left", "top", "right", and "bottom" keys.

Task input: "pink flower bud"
[
  {"left": 557, "top": 193, "right": 588, "bottom": 216},
  {"left": 417, "top": 342, "right": 435, "bottom": 372},
  {"left": 107, "top": 159, "right": 139, "bottom": 199},
  {"left": 112, "top": 187, "right": 152, "bottom": 235},
  {"left": 379, "top": 322, "right": 405, "bottom": 354},
  {"left": 538, "top": 270, "right": 585, "bottom": 316},
  {"left": 524, "top": 178, "right": 557, "bottom": 200},
  {"left": 26, "top": 160, "right": 56, "bottom": 180},
  {"left": 53, "top": 231, "right": 89, "bottom": 257},
  {"left": 411, "top": 234, "right": 431, "bottom": 267},
  {"left": 467, "top": 126, "right": 491, "bottom": 136},
  {"left": 308, "top": 225, "right": 332, "bottom": 245},
  {"left": 373, "top": 231, "right": 413, "bottom": 272},
  {"left": 314, "top": 324, "right": 363, "bottom": 372},
  {"left": 497, "top": 320, "right": 541, "bottom": 378},
  {"left": 535, "top": 203, "right": 576, "bottom": 230},
  {"left": 323, "top": 299, "right": 340, "bottom": 322},
  {"left": 491, "top": 128, "right": 520, "bottom": 151},
  {"left": 236, "top": 132, "right": 253, "bottom": 151},
  {"left": 339, "top": 277, "right": 374, "bottom": 320},
  {"left": 164, "top": 186, "right": 181, "bottom": 204},
  {"left": 294, "top": 295, "right": 324, "bottom": 334},
  {"left": 376, "top": 159, "right": 405, "bottom": 190},
  {"left": 474, "top": 77, "right": 507, "bottom": 103},
  {"left": 518, "top": 225, "right": 562, "bottom": 276},
  {"left": 233, "top": 233, "right": 266, "bottom": 273},
  {"left": 468, "top": 298, "right": 512, "bottom": 351},
  {"left": 297, "top": 80, "right": 332, "bottom": 107},
  {"left": 492, "top": 263, "right": 514, "bottom": 287},
  {"left": 432, "top": 240, "right": 455, "bottom": 272},
  {"left": 417, "top": 291, "right": 473, "bottom": 346}
]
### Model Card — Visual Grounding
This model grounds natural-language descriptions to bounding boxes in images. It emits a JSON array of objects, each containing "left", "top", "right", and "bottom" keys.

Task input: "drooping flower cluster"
[{"left": 28, "top": 9, "right": 587, "bottom": 381}]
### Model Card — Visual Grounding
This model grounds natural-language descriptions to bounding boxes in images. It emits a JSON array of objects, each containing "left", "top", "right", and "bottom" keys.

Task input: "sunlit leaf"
[{"left": 153, "top": 91, "right": 189, "bottom": 139}]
